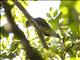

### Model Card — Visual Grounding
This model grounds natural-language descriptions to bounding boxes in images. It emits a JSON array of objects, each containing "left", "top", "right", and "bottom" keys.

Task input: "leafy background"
[{"left": 0, "top": 1, "right": 80, "bottom": 60}]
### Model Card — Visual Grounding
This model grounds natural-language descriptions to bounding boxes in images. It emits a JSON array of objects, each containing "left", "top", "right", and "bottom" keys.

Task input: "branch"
[
  {"left": 66, "top": 43, "right": 74, "bottom": 53},
  {"left": 12, "top": 0, "right": 48, "bottom": 49},
  {"left": 2, "top": 1, "right": 43, "bottom": 60}
]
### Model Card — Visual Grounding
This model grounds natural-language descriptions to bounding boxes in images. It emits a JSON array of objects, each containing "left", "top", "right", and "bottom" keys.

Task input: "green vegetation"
[{"left": 0, "top": 1, "right": 80, "bottom": 60}]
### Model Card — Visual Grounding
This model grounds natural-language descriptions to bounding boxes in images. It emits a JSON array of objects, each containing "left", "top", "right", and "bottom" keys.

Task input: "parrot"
[{"left": 26, "top": 17, "right": 60, "bottom": 38}]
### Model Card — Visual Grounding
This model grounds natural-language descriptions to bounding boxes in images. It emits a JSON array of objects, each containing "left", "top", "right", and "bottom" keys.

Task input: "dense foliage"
[{"left": 0, "top": 1, "right": 80, "bottom": 60}]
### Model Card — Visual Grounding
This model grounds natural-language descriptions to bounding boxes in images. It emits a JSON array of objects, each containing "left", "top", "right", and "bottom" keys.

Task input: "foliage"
[{"left": 0, "top": 1, "right": 80, "bottom": 60}]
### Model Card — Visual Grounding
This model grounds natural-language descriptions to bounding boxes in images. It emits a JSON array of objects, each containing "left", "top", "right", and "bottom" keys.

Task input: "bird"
[{"left": 26, "top": 17, "right": 60, "bottom": 38}]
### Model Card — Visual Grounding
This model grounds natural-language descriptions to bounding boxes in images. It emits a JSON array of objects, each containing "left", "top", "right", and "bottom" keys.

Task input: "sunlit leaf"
[
  {"left": 74, "top": 1, "right": 80, "bottom": 13},
  {"left": 53, "top": 10, "right": 58, "bottom": 17},
  {"left": 49, "top": 7, "right": 54, "bottom": 17},
  {"left": 46, "top": 13, "right": 52, "bottom": 18}
]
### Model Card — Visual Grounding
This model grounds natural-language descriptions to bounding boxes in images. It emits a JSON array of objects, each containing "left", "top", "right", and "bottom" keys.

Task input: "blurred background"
[{"left": 0, "top": 1, "right": 80, "bottom": 60}]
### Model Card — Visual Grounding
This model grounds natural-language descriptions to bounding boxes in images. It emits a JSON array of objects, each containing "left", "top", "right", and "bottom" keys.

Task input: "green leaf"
[
  {"left": 46, "top": 13, "right": 52, "bottom": 18},
  {"left": 0, "top": 27, "right": 9, "bottom": 39},
  {"left": 53, "top": 10, "right": 58, "bottom": 17},
  {"left": 10, "top": 40, "right": 20, "bottom": 52},
  {"left": 50, "top": 7, "right": 54, "bottom": 17}
]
